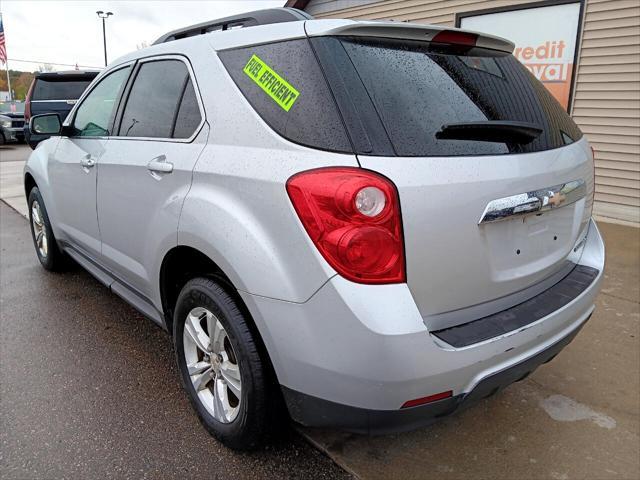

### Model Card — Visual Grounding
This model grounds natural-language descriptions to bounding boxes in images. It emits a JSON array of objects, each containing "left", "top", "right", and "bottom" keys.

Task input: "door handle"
[
  {"left": 80, "top": 155, "right": 96, "bottom": 169},
  {"left": 81, "top": 155, "right": 96, "bottom": 168},
  {"left": 147, "top": 155, "right": 173, "bottom": 176}
]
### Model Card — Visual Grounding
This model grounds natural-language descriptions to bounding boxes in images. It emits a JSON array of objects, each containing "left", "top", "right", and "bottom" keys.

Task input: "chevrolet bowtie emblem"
[
  {"left": 479, "top": 180, "right": 586, "bottom": 224},
  {"left": 546, "top": 191, "right": 567, "bottom": 208}
]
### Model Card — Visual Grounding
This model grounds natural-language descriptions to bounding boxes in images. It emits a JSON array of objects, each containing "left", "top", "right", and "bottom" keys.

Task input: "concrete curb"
[
  {"left": 296, "top": 427, "right": 361, "bottom": 480},
  {"left": 1, "top": 198, "right": 27, "bottom": 219}
]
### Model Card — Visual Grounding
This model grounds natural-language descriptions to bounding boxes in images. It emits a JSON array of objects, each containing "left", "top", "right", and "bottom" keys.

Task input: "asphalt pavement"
[
  {"left": 0, "top": 144, "right": 30, "bottom": 217},
  {"left": 0, "top": 144, "right": 29, "bottom": 163},
  {"left": 300, "top": 221, "right": 640, "bottom": 480},
  {"left": 1, "top": 141, "right": 639, "bottom": 479},
  {"left": 0, "top": 202, "right": 350, "bottom": 480}
]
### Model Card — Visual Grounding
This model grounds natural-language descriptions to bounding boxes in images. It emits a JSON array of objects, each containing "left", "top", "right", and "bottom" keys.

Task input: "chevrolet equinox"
[{"left": 24, "top": 8, "right": 605, "bottom": 450}]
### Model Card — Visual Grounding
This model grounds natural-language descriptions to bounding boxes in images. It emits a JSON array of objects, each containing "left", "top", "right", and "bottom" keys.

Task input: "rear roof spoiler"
[
  {"left": 153, "top": 7, "right": 313, "bottom": 45},
  {"left": 35, "top": 70, "right": 100, "bottom": 79},
  {"left": 305, "top": 20, "right": 515, "bottom": 54}
]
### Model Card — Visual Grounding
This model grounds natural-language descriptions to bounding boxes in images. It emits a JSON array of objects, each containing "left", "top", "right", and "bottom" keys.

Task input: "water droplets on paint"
[{"left": 540, "top": 394, "right": 616, "bottom": 429}]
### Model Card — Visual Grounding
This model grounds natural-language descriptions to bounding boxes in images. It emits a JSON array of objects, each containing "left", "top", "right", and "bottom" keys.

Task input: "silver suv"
[{"left": 25, "top": 8, "right": 605, "bottom": 450}]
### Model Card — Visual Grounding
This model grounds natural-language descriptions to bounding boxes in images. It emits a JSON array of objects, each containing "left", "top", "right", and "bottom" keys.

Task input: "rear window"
[
  {"left": 334, "top": 37, "right": 582, "bottom": 157},
  {"left": 32, "top": 78, "right": 94, "bottom": 101},
  {"left": 218, "top": 39, "right": 351, "bottom": 153}
]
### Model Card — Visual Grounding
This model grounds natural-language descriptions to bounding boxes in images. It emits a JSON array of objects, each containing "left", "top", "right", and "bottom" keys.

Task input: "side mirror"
[{"left": 29, "top": 114, "right": 62, "bottom": 135}]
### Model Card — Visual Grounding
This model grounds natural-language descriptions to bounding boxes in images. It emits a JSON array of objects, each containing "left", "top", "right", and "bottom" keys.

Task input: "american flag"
[{"left": 0, "top": 16, "right": 6, "bottom": 64}]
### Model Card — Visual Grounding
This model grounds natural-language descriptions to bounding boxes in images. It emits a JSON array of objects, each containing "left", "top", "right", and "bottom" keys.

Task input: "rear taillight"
[
  {"left": 24, "top": 81, "right": 35, "bottom": 120},
  {"left": 286, "top": 167, "right": 405, "bottom": 284}
]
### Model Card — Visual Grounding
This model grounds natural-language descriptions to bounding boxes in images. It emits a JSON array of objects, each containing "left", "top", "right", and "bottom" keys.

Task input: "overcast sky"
[{"left": 0, "top": 0, "right": 285, "bottom": 72}]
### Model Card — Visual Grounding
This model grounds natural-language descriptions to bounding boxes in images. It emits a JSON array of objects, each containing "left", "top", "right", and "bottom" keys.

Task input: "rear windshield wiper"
[{"left": 436, "top": 121, "right": 543, "bottom": 144}]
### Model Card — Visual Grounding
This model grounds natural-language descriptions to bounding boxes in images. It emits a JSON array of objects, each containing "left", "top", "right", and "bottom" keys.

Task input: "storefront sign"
[{"left": 457, "top": 1, "right": 583, "bottom": 111}]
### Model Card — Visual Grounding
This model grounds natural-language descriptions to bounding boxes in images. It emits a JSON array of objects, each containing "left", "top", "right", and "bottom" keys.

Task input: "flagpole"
[
  {"left": 5, "top": 62, "right": 11, "bottom": 102},
  {"left": 0, "top": 12, "right": 10, "bottom": 101}
]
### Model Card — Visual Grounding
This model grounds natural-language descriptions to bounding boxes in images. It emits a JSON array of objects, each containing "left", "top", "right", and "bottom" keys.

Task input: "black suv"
[{"left": 24, "top": 70, "right": 99, "bottom": 148}]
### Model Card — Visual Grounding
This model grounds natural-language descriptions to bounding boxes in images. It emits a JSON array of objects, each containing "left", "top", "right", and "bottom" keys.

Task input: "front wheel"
[
  {"left": 28, "top": 187, "right": 66, "bottom": 271},
  {"left": 173, "top": 277, "right": 273, "bottom": 450}
]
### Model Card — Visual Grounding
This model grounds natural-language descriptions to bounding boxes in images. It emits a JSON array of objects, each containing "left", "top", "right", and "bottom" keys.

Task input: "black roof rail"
[{"left": 152, "top": 8, "right": 313, "bottom": 45}]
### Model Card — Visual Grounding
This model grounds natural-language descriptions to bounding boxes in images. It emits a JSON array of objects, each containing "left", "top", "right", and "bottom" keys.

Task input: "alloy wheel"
[
  {"left": 183, "top": 307, "right": 242, "bottom": 423},
  {"left": 31, "top": 200, "right": 48, "bottom": 258}
]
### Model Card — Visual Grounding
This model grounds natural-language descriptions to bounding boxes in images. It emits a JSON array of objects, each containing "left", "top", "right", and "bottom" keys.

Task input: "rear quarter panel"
[{"left": 179, "top": 52, "right": 358, "bottom": 302}]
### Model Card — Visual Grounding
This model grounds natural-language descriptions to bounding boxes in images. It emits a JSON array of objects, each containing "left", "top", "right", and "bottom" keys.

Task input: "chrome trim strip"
[
  {"left": 478, "top": 179, "right": 586, "bottom": 225},
  {"left": 30, "top": 99, "right": 79, "bottom": 103}
]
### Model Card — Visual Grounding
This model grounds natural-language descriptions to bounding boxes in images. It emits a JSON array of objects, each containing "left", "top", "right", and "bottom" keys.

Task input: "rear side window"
[
  {"left": 172, "top": 79, "right": 201, "bottom": 139},
  {"left": 119, "top": 59, "right": 201, "bottom": 139},
  {"left": 32, "top": 79, "right": 93, "bottom": 101},
  {"left": 218, "top": 39, "right": 351, "bottom": 153},
  {"left": 325, "top": 37, "right": 583, "bottom": 157}
]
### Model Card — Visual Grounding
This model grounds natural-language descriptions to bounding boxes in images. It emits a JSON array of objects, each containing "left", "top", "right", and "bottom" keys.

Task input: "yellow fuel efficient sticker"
[{"left": 243, "top": 54, "right": 299, "bottom": 112}]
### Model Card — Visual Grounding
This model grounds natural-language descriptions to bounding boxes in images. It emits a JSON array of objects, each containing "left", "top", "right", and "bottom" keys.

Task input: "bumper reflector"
[{"left": 401, "top": 390, "right": 453, "bottom": 409}]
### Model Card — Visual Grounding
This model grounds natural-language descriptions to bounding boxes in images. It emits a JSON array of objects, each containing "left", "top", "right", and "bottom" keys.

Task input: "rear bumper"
[
  {"left": 432, "top": 264, "right": 599, "bottom": 348},
  {"left": 241, "top": 219, "right": 604, "bottom": 429},
  {"left": 283, "top": 314, "right": 588, "bottom": 434}
]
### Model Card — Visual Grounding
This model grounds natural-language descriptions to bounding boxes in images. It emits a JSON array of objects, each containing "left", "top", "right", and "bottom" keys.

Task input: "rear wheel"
[
  {"left": 173, "top": 277, "right": 272, "bottom": 450},
  {"left": 28, "top": 187, "right": 66, "bottom": 271}
]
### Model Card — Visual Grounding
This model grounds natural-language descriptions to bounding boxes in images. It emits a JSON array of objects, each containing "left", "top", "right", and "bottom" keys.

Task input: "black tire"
[
  {"left": 0, "top": 132, "right": 5, "bottom": 146},
  {"left": 28, "top": 187, "right": 67, "bottom": 271},
  {"left": 173, "top": 277, "right": 273, "bottom": 450}
]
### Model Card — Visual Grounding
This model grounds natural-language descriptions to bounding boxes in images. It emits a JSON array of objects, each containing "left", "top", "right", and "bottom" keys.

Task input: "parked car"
[
  {"left": 0, "top": 101, "right": 25, "bottom": 144},
  {"left": 24, "top": 8, "right": 604, "bottom": 450},
  {"left": 24, "top": 70, "right": 99, "bottom": 149}
]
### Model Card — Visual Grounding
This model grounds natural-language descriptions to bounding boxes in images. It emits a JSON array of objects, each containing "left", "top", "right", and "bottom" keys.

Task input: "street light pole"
[{"left": 96, "top": 11, "right": 113, "bottom": 67}]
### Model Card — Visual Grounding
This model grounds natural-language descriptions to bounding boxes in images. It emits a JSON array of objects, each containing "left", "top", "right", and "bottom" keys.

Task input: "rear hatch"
[
  {"left": 307, "top": 26, "right": 594, "bottom": 326},
  {"left": 28, "top": 72, "right": 97, "bottom": 121}
]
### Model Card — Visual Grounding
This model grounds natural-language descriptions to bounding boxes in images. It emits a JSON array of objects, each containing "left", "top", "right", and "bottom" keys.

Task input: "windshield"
[
  {"left": 334, "top": 37, "right": 583, "bottom": 157},
  {"left": 32, "top": 78, "right": 93, "bottom": 101},
  {"left": 0, "top": 102, "right": 25, "bottom": 114}
]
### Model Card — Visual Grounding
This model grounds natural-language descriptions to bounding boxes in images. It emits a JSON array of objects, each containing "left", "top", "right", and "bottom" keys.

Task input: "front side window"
[
  {"left": 119, "top": 59, "right": 201, "bottom": 139},
  {"left": 72, "top": 67, "right": 131, "bottom": 137}
]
